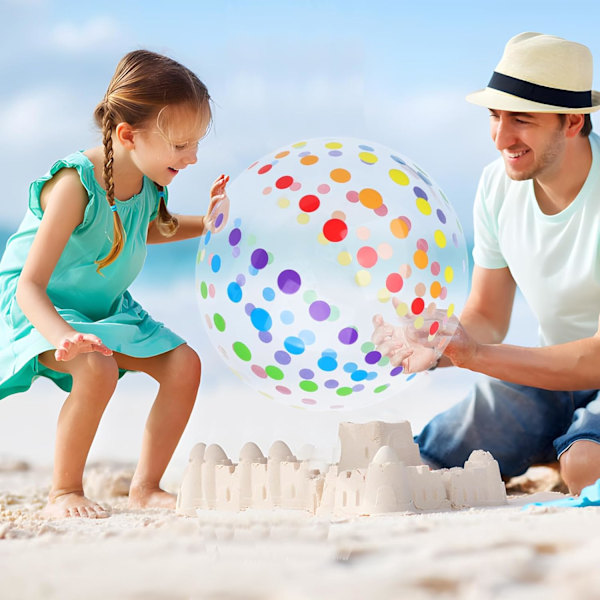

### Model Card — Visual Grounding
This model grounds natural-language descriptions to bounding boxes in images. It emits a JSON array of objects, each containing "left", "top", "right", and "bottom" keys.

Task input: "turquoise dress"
[{"left": 0, "top": 151, "right": 185, "bottom": 398}]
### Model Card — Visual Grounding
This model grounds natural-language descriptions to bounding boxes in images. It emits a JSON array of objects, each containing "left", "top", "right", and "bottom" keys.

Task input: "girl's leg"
[
  {"left": 114, "top": 344, "right": 201, "bottom": 509},
  {"left": 38, "top": 351, "right": 119, "bottom": 518}
]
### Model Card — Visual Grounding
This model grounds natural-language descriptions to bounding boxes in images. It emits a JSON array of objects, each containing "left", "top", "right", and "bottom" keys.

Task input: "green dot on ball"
[{"left": 233, "top": 341, "right": 251, "bottom": 362}]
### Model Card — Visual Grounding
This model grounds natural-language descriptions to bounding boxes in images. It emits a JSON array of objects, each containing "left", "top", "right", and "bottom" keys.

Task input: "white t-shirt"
[{"left": 473, "top": 132, "right": 600, "bottom": 347}]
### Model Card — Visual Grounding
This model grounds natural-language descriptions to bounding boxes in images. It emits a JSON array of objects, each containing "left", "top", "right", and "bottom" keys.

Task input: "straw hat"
[{"left": 466, "top": 32, "right": 600, "bottom": 113}]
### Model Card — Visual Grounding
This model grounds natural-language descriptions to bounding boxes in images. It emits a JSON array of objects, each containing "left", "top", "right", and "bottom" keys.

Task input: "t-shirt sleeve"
[{"left": 471, "top": 168, "right": 507, "bottom": 269}]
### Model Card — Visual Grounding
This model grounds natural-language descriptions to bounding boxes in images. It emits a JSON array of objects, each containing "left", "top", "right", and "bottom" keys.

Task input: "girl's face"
[{"left": 130, "top": 104, "right": 210, "bottom": 186}]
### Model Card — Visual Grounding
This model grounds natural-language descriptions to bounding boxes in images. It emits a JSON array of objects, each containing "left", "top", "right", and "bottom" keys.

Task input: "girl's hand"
[
  {"left": 55, "top": 332, "right": 113, "bottom": 362},
  {"left": 205, "top": 174, "right": 230, "bottom": 234}
]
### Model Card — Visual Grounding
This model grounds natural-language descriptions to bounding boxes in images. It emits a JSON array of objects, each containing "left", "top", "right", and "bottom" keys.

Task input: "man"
[{"left": 378, "top": 32, "right": 600, "bottom": 495}]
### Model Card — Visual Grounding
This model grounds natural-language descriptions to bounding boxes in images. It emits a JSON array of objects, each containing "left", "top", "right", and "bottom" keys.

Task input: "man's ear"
[
  {"left": 564, "top": 113, "right": 586, "bottom": 138},
  {"left": 115, "top": 122, "right": 136, "bottom": 148}
]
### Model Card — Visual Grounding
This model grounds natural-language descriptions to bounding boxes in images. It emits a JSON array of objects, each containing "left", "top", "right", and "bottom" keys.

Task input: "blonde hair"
[{"left": 93, "top": 50, "right": 211, "bottom": 272}]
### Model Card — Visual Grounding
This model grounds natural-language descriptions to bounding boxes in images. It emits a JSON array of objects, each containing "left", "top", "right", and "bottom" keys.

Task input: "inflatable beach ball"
[{"left": 196, "top": 138, "right": 468, "bottom": 411}]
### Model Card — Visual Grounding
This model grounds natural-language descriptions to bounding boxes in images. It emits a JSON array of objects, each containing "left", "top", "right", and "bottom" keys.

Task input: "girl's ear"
[{"left": 115, "top": 122, "right": 136, "bottom": 149}]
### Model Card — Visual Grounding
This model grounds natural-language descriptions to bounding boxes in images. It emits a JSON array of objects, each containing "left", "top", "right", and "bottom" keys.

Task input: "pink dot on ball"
[
  {"left": 374, "top": 204, "right": 388, "bottom": 216},
  {"left": 357, "top": 246, "right": 378, "bottom": 268},
  {"left": 276, "top": 385, "right": 291, "bottom": 395},
  {"left": 346, "top": 191, "right": 359, "bottom": 203},
  {"left": 417, "top": 238, "right": 429, "bottom": 252},
  {"left": 251, "top": 365, "right": 267, "bottom": 378},
  {"left": 317, "top": 184, "right": 331, "bottom": 194},
  {"left": 302, "top": 398, "right": 317, "bottom": 405},
  {"left": 208, "top": 284, "right": 216, "bottom": 298},
  {"left": 290, "top": 182, "right": 302, "bottom": 191},
  {"left": 431, "top": 262, "right": 441, "bottom": 276},
  {"left": 386, "top": 273, "right": 403, "bottom": 293},
  {"left": 262, "top": 187, "right": 272, "bottom": 195}
]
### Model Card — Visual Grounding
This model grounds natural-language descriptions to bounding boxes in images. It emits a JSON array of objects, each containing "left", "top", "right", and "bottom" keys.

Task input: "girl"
[{"left": 0, "top": 50, "right": 229, "bottom": 519}]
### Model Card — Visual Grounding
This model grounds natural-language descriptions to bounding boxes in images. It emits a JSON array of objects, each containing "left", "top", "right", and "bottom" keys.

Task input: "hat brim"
[{"left": 466, "top": 87, "right": 600, "bottom": 114}]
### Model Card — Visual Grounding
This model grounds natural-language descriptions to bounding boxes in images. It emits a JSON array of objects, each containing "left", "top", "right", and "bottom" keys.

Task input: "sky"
[
  {"left": 1, "top": 0, "right": 599, "bottom": 461},
  {"left": 2, "top": 0, "right": 600, "bottom": 237}
]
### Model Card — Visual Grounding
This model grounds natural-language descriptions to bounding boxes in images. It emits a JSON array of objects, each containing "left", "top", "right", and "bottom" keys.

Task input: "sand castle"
[{"left": 177, "top": 420, "right": 506, "bottom": 517}]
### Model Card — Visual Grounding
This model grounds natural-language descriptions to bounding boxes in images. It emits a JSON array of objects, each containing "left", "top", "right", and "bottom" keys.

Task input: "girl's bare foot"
[
  {"left": 128, "top": 484, "right": 176, "bottom": 509},
  {"left": 42, "top": 491, "right": 110, "bottom": 519}
]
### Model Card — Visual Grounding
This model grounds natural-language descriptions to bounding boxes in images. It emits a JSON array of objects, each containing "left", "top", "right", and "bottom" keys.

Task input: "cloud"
[
  {"left": 0, "top": 86, "right": 87, "bottom": 147},
  {"left": 49, "top": 16, "right": 120, "bottom": 52}
]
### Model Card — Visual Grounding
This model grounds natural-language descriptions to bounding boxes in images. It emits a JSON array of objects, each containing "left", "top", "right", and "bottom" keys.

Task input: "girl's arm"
[
  {"left": 147, "top": 174, "right": 229, "bottom": 244},
  {"left": 16, "top": 169, "right": 112, "bottom": 361}
]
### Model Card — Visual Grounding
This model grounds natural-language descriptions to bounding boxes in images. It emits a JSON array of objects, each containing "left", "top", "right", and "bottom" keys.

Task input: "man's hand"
[
  {"left": 205, "top": 174, "right": 230, "bottom": 234},
  {"left": 371, "top": 305, "right": 471, "bottom": 374}
]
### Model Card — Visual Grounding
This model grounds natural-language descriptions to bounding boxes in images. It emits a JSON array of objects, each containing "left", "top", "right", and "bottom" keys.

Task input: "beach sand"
[{"left": 2, "top": 459, "right": 600, "bottom": 600}]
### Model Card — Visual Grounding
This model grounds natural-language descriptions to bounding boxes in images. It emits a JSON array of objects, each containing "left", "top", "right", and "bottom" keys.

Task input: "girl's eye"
[{"left": 174, "top": 144, "right": 187, "bottom": 151}]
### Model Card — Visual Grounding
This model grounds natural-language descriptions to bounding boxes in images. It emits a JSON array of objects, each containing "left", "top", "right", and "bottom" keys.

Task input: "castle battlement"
[{"left": 177, "top": 421, "right": 506, "bottom": 517}]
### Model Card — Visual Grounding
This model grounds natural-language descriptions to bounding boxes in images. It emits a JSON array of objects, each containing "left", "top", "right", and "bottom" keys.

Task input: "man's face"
[{"left": 489, "top": 110, "right": 567, "bottom": 181}]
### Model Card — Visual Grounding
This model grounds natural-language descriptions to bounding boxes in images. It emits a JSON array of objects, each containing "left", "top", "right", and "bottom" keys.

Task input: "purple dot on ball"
[
  {"left": 259, "top": 331, "right": 272, "bottom": 343},
  {"left": 453, "top": 233, "right": 459, "bottom": 247},
  {"left": 215, "top": 213, "right": 224, "bottom": 229},
  {"left": 352, "top": 384, "right": 365, "bottom": 392},
  {"left": 365, "top": 351, "right": 382, "bottom": 364},
  {"left": 236, "top": 274, "right": 246, "bottom": 286},
  {"left": 232, "top": 246, "right": 241, "bottom": 258},
  {"left": 328, "top": 150, "right": 342, "bottom": 157},
  {"left": 325, "top": 379, "right": 339, "bottom": 388},
  {"left": 244, "top": 303, "right": 255, "bottom": 316},
  {"left": 413, "top": 186, "right": 428, "bottom": 200},
  {"left": 309, "top": 300, "right": 331, "bottom": 321},
  {"left": 275, "top": 351, "right": 291, "bottom": 365},
  {"left": 251, "top": 248, "right": 269, "bottom": 270},
  {"left": 277, "top": 269, "right": 301, "bottom": 294},
  {"left": 390, "top": 366, "right": 404, "bottom": 376},
  {"left": 229, "top": 228, "right": 242, "bottom": 246},
  {"left": 299, "top": 368, "right": 314, "bottom": 379},
  {"left": 436, "top": 209, "right": 447, "bottom": 224},
  {"left": 338, "top": 327, "right": 359, "bottom": 345}
]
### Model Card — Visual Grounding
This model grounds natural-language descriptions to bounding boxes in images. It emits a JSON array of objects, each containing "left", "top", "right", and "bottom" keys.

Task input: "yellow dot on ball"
[
  {"left": 434, "top": 230, "right": 447, "bottom": 248},
  {"left": 297, "top": 213, "right": 310, "bottom": 225},
  {"left": 278, "top": 197, "right": 290, "bottom": 208},
  {"left": 444, "top": 266, "right": 454, "bottom": 283},
  {"left": 395, "top": 302, "right": 409, "bottom": 316},
  {"left": 359, "top": 151, "right": 378, "bottom": 164},
  {"left": 416, "top": 197, "right": 432, "bottom": 216},
  {"left": 355, "top": 270, "right": 371, "bottom": 287},
  {"left": 413, "top": 316, "right": 425, "bottom": 329},
  {"left": 377, "top": 288, "right": 391, "bottom": 302},
  {"left": 317, "top": 232, "right": 329, "bottom": 245},
  {"left": 325, "top": 142, "right": 343, "bottom": 149},
  {"left": 338, "top": 251, "right": 352, "bottom": 266},
  {"left": 447, "top": 303, "right": 455, "bottom": 317},
  {"left": 389, "top": 169, "right": 409, "bottom": 186},
  {"left": 292, "top": 141, "right": 307, "bottom": 148}
]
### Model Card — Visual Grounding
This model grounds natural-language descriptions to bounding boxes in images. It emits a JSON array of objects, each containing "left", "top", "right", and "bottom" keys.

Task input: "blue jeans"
[{"left": 415, "top": 377, "right": 600, "bottom": 478}]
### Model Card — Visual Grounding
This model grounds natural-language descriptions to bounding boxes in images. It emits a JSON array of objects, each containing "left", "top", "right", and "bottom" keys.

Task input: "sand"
[{"left": 2, "top": 460, "right": 600, "bottom": 600}]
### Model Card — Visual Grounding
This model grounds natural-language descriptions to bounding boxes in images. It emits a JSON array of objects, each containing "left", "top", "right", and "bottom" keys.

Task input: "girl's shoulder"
[{"left": 29, "top": 151, "right": 104, "bottom": 224}]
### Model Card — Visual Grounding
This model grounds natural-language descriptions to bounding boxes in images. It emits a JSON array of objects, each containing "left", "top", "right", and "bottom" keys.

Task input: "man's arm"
[{"left": 460, "top": 264, "right": 517, "bottom": 344}]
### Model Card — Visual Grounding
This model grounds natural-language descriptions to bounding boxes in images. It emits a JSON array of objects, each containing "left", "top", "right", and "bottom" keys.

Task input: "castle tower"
[{"left": 338, "top": 421, "right": 422, "bottom": 471}]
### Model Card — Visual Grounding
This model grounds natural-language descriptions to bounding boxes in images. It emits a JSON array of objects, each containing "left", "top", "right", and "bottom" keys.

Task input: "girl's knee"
[
  {"left": 73, "top": 353, "right": 119, "bottom": 390},
  {"left": 167, "top": 345, "right": 202, "bottom": 387},
  {"left": 559, "top": 440, "right": 600, "bottom": 495}
]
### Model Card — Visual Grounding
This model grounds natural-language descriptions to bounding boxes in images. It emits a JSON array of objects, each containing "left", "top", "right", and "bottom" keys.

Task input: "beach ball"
[{"left": 196, "top": 138, "right": 468, "bottom": 411}]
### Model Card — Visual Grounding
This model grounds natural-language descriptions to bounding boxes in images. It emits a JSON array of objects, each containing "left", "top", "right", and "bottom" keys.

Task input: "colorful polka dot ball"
[{"left": 196, "top": 138, "right": 468, "bottom": 410}]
